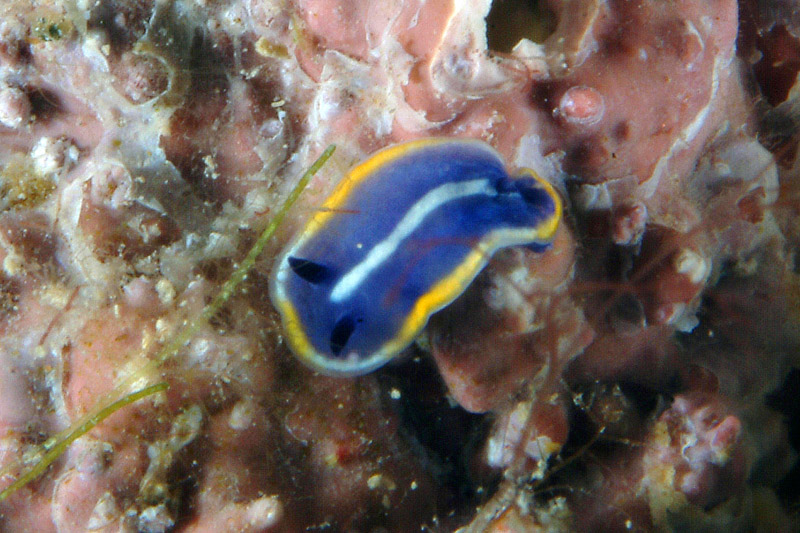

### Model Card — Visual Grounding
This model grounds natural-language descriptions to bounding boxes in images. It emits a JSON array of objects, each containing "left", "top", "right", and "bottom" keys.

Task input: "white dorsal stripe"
[{"left": 330, "top": 178, "right": 495, "bottom": 302}]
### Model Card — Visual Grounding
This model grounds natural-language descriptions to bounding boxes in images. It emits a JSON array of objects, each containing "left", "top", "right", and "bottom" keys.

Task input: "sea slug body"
[{"left": 270, "top": 138, "right": 562, "bottom": 376}]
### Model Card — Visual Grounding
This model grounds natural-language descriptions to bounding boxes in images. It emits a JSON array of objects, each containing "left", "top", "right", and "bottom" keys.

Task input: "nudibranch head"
[{"left": 270, "top": 138, "right": 562, "bottom": 376}]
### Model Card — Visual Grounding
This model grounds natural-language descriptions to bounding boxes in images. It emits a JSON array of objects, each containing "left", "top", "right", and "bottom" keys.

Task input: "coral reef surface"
[{"left": 0, "top": 0, "right": 798, "bottom": 531}]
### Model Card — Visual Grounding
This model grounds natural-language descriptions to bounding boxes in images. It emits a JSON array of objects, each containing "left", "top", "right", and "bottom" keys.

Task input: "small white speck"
[
  {"left": 674, "top": 248, "right": 708, "bottom": 284},
  {"left": 87, "top": 491, "right": 120, "bottom": 530},
  {"left": 243, "top": 495, "right": 283, "bottom": 528},
  {"left": 3, "top": 253, "right": 23, "bottom": 276},
  {"left": 390, "top": 388, "right": 401, "bottom": 400},
  {"left": 229, "top": 401, "right": 254, "bottom": 431},
  {"left": 155, "top": 278, "right": 176, "bottom": 304}
]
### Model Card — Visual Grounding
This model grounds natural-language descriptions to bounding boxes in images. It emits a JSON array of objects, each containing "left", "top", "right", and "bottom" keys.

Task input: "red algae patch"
[{"left": 0, "top": 0, "right": 798, "bottom": 531}]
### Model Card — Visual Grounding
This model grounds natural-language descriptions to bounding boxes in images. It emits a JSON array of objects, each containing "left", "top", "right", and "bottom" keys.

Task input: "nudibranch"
[{"left": 270, "top": 138, "right": 562, "bottom": 376}]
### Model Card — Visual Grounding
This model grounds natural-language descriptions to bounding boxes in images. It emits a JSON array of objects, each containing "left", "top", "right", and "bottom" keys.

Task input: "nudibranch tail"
[{"left": 270, "top": 138, "right": 562, "bottom": 376}]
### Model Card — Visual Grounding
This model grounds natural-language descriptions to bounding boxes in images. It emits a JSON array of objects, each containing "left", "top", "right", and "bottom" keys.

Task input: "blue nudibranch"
[{"left": 270, "top": 138, "right": 562, "bottom": 376}]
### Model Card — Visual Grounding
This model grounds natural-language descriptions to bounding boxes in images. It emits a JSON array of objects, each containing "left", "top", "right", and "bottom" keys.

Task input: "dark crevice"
[
  {"left": 486, "top": 0, "right": 557, "bottom": 53},
  {"left": 766, "top": 368, "right": 800, "bottom": 507},
  {"left": 377, "top": 354, "right": 497, "bottom": 529}
]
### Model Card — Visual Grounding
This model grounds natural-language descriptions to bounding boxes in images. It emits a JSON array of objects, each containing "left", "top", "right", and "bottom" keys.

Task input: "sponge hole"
[{"left": 486, "top": 0, "right": 557, "bottom": 53}]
